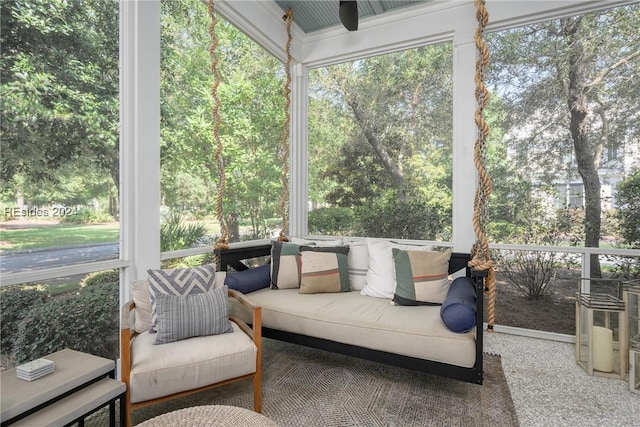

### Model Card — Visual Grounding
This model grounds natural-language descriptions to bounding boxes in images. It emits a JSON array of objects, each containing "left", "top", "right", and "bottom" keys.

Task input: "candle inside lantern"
[{"left": 592, "top": 325, "right": 614, "bottom": 372}]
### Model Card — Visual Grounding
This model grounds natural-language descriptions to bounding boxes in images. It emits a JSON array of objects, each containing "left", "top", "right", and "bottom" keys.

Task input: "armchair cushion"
[
  {"left": 128, "top": 322, "right": 257, "bottom": 403},
  {"left": 154, "top": 286, "right": 233, "bottom": 344}
]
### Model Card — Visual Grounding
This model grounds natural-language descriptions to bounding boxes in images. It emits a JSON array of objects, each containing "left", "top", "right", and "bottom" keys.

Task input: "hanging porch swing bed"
[{"left": 214, "top": 1, "right": 494, "bottom": 386}]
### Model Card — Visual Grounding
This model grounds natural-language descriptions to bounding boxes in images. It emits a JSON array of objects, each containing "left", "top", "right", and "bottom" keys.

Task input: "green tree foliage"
[
  {"left": 487, "top": 5, "right": 640, "bottom": 273},
  {"left": 308, "top": 43, "right": 453, "bottom": 238},
  {"left": 1, "top": 0, "right": 119, "bottom": 210},
  {"left": 616, "top": 170, "right": 640, "bottom": 248},
  {"left": 355, "top": 193, "right": 451, "bottom": 240},
  {"left": 160, "top": 1, "right": 284, "bottom": 240}
]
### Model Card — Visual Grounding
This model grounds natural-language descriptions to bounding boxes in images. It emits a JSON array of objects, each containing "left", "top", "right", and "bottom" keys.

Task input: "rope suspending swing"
[
  {"left": 207, "top": 0, "right": 229, "bottom": 252},
  {"left": 277, "top": 8, "right": 294, "bottom": 242},
  {"left": 468, "top": 0, "right": 497, "bottom": 330},
  {"left": 209, "top": 1, "right": 293, "bottom": 248}
]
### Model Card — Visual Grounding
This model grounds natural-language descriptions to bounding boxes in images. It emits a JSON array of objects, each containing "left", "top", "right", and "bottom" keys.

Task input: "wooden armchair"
[{"left": 120, "top": 286, "right": 261, "bottom": 427}]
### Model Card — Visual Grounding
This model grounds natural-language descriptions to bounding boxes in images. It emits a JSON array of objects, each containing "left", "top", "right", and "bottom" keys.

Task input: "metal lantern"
[
  {"left": 623, "top": 280, "right": 640, "bottom": 393},
  {"left": 576, "top": 289, "right": 626, "bottom": 379}
]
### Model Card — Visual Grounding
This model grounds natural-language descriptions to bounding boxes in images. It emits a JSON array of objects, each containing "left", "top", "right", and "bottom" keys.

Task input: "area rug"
[{"left": 91, "top": 338, "right": 519, "bottom": 426}]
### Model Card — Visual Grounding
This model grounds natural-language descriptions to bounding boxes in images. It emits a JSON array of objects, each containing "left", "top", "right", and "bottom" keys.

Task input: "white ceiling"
[{"left": 272, "top": 0, "right": 426, "bottom": 33}]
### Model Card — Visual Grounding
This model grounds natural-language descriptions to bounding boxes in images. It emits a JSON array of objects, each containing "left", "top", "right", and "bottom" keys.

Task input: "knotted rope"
[
  {"left": 277, "top": 9, "right": 293, "bottom": 242},
  {"left": 468, "top": 0, "right": 497, "bottom": 330},
  {"left": 207, "top": 0, "right": 229, "bottom": 251}
]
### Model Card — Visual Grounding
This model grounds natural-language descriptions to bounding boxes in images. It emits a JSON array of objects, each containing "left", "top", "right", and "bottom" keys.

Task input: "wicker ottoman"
[{"left": 136, "top": 405, "right": 279, "bottom": 427}]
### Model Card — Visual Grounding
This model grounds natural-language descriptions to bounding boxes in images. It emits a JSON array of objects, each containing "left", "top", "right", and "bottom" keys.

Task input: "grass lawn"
[{"left": 0, "top": 222, "right": 119, "bottom": 251}]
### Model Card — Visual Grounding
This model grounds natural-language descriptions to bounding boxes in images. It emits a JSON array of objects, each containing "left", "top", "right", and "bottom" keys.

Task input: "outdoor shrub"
[
  {"left": 308, "top": 207, "right": 355, "bottom": 235},
  {"left": 495, "top": 250, "right": 559, "bottom": 298},
  {"left": 0, "top": 288, "right": 48, "bottom": 355},
  {"left": 160, "top": 211, "right": 209, "bottom": 252},
  {"left": 81, "top": 269, "right": 119, "bottom": 287},
  {"left": 13, "top": 282, "right": 119, "bottom": 363},
  {"left": 60, "top": 208, "right": 114, "bottom": 224},
  {"left": 616, "top": 170, "right": 640, "bottom": 247},
  {"left": 355, "top": 196, "right": 449, "bottom": 240}
]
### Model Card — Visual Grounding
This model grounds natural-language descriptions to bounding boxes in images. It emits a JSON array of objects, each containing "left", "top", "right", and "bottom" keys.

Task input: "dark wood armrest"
[{"left": 215, "top": 240, "right": 272, "bottom": 271}]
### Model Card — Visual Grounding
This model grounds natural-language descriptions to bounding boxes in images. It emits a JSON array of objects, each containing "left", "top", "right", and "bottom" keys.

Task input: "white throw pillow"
[
  {"left": 344, "top": 240, "right": 369, "bottom": 291},
  {"left": 360, "top": 239, "right": 432, "bottom": 299}
]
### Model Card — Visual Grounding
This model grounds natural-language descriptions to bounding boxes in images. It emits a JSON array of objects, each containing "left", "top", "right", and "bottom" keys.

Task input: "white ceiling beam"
[{"left": 216, "top": 0, "right": 304, "bottom": 63}]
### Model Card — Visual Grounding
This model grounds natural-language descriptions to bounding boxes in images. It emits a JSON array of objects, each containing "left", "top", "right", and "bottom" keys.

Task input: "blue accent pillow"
[
  {"left": 440, "top": 277, "right": 477, "bottom": 333},
  {"left": 225, "top": 264, "right": 271, "bottom": 294}
]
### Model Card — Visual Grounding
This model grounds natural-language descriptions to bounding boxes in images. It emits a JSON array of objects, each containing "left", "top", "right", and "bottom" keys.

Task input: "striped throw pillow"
[
  {"left": 147, "top": 264, "right": 217, "bottom": 333},
  {"left": 154, "top": 286, "right": 232, "bottom": 344}
]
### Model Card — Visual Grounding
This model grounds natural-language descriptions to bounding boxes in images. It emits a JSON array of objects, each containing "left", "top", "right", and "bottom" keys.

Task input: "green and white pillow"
[
  {"left": 299, "top": 246, "right": 351, "bottom": 294},
  {"left": 392, "top": 249, "right": 452, "bottom": 306},
  {"left": 270, "top": 241, "right": 303, "bottom": 289},
  {"left": 361, "top": 239, "right": 432, "bottom": 299},
  {"left": 154, "top": 286, "right": 233, "bottom": 344},
  {"left": 147, "top": 264, "right": 217, "bottom": 333}
]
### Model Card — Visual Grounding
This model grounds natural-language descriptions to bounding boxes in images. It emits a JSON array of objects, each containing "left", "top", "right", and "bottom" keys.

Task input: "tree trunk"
[
  {"left": 563, "top": 17, "right": 602, "bottom": 278},
  {"left": 346, "top": 96, "right": 408, "bottom": 202},
  {"left": 227, "top": 212, "right": 240, "bottom": 243}
]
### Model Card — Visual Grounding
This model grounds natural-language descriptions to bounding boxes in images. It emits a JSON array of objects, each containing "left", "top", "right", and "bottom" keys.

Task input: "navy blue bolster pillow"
[
  {"left": 440, "top": 277, "right": 477, "bottom": 333},
  {"left": 224, "top": 264, "right": 271, "bottom": 294}
]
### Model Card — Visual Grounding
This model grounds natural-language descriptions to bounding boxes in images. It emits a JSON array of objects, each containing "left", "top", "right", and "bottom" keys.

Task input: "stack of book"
[{"left": 16, "top": 358, "right": 55, "bottom": 381}]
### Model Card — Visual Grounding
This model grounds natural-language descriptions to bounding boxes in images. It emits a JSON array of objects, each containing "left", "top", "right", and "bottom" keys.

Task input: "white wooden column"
[
  {"left": 120, "top": 0, "right": 161, "bottom": 304},
  {"left": 452, "top": 28, "right": 478, "bottom": 253},
  {"left": 289, "top": 62, "right": 309, "bottom": 238}
]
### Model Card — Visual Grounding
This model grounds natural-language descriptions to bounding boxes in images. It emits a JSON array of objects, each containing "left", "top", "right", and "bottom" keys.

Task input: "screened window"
[
  {"left": 0, "top": 0, "right": 120, "bottom": 367},
  {"left": 1, "top": 0, "right": 120, "bottom": 273},
  {"left": 160, "top": 0, "right": 285, "bottom": 252},
  {"left": 307, "top": 42, "right": 454, "bottom": 240}
]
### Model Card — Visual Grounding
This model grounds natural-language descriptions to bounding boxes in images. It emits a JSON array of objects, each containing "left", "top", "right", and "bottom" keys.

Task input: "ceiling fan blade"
[{"left": 339, "top": 1, "right": 358, "bottom": 31}]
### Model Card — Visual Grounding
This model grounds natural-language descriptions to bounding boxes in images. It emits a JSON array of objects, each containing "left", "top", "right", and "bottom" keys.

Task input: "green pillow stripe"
[
  {"left": 393, "top": 249, "right": 416, "bottom": 300},
  {"left": 392, "top": 249, "right": 451, "bottom": 306}
]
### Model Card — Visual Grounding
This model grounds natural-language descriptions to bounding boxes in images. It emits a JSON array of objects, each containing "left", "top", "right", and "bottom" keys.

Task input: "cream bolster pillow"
[{"left": 440, "top": 277, "right": 477, "bottom": 333}]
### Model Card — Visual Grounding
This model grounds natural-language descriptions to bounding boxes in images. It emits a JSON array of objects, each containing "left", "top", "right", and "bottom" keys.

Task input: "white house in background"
[{"left": 554, "top": 138, "right": 640, "bottom": 210}]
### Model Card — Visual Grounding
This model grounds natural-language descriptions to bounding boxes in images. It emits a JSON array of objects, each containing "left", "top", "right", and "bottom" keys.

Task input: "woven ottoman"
[{"left": 136, "top": 405, "right": 278, "bottom": 427}]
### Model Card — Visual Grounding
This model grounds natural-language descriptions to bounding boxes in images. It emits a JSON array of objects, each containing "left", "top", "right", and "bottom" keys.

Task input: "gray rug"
[{"left": 91, "top": 338, "right": 519, "bottom": 426}]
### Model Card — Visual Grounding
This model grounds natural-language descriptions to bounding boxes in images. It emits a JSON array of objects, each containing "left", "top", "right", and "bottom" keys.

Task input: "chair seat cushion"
[{"left": 129, "top": 322, "right": 257, "bottom": 403}]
